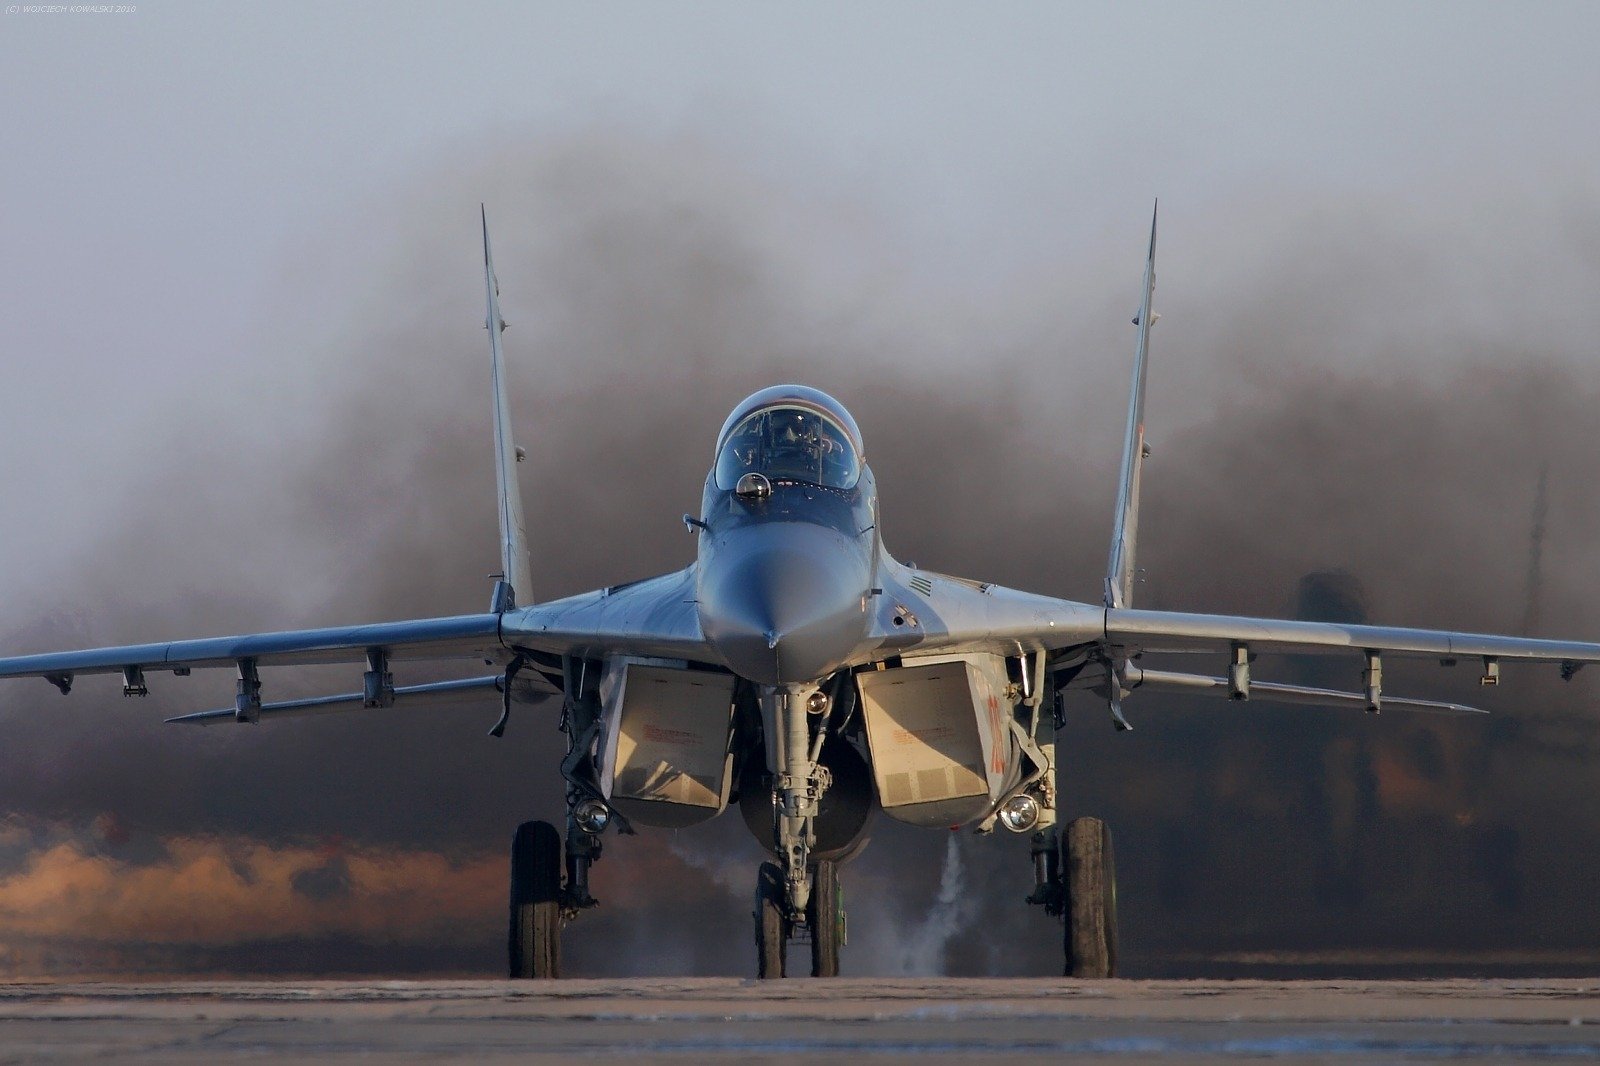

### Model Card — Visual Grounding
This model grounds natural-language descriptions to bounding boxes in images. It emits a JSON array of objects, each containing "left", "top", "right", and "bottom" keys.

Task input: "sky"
[{"left": 2, "top": 1, "right": 1600, "bottom": 978}]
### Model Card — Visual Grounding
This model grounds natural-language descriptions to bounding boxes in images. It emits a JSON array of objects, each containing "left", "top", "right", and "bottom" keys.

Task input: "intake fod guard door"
[
  {"left": 598, "top": 660, "right": 737, "bottom": 829},
  {"left": 858, "top": 653, "right": 1014, "bottom": 828}
]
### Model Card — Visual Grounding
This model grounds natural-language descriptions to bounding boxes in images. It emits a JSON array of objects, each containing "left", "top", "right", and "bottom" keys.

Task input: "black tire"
[
  {"left": 755, "top": 861, "right": 788, "bottom": 979},
  {"left": 509, "top": 820, "right": 562, "bottom": 979},
  {"left": 1062, "top": 816, "right": 1118, "bottom": 978},
  {"left": 808, "top": 860, "right": 842, "bottom": 977}
]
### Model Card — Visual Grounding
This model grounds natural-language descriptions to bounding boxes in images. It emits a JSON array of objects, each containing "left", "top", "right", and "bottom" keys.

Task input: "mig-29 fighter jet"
[{"left": 5, "top": 205, "right": 1597, "bottom": 979}]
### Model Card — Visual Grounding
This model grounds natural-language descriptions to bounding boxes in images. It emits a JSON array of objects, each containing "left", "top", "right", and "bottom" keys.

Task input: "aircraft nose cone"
[{"left": 701, "top": 523, "right": 869, "bottom": 685}]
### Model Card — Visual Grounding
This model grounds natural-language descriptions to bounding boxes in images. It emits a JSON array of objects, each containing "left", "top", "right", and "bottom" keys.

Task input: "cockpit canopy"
[{"left": 714, "top": 386, "right": 863, "bottom": 491}]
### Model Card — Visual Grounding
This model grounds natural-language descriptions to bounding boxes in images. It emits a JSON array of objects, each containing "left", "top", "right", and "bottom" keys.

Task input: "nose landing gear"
[
  {"left": 755, "top": 858, "right": 843, "bottom": 978},
  {"left": 751, "top": 683, "right": 849, "bottom": 977}
]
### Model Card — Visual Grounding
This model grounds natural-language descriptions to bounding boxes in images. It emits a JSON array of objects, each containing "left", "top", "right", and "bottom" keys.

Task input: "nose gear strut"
[{"left": 761, "top": 684, "right": 830, "bottom": 914}]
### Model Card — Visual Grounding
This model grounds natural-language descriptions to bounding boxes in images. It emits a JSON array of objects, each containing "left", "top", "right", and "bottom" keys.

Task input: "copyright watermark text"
[{"left": 6, "top": 5, "right": 139, "bottom": 12}]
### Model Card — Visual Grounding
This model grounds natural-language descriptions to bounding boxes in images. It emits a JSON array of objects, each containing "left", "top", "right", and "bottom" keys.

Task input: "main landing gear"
[
  {"left": 1027, "top": 815, "right": 1119, "bottom": 977},
  {"left": 508, "top": 660, "right": 1113, "bottom": 980},
  {"left": 506, "top": 810, "right": 612, "bottom": 979},
  {"left": 507, "top": 656, "right": 615, "bottom": 979},
  {"left": 508, "top": 821, "right": 562, "bottom": 979}
]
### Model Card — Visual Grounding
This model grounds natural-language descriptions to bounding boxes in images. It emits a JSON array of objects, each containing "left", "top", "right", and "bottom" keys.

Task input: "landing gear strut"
[
  {"left": 753, "top": 681, "right": 846, "bottom": 978},
  {"left": 761, "top": 685, "right": 829, "bottom": 915},
  {"left": 508, "top": 656, "right": 618, "bottom": 980}
]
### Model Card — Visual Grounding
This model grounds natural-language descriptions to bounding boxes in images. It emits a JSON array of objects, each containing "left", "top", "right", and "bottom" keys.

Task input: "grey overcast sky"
[{"left": 3, "top": 0, "right": 1599, "bottom": 598}]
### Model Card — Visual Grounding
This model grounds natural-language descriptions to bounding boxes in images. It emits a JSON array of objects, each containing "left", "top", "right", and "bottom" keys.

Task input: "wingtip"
[{"left": 1148, "top": 199, "right": 1158, "bottom": 259}]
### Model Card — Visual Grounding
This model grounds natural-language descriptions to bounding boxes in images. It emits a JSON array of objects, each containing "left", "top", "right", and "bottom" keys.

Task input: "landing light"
[
  {"left": 997, "top": 793, "right": 1041, "bottom": 833},
  {"left": 574, "top": 799, "right": 611, "bottom": 835}
]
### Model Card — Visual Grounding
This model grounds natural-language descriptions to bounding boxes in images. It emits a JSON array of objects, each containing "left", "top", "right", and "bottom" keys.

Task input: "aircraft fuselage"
[{"left": 696, "top": 470, "right": 879, "bottom": 686}]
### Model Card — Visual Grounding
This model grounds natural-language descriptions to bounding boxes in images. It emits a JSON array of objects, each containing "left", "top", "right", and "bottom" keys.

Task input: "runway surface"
[{"left": 3, "top": 978, "right": 1600, "bottom": 1062}]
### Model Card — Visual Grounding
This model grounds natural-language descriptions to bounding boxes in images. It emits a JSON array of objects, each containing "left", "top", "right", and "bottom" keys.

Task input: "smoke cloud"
[{"left": 3, "top": 131, "right": 1600, "bottom": 977}]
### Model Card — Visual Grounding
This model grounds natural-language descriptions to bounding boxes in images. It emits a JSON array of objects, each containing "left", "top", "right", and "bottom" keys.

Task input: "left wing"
[
  {"left": 864, "top": 563, "right": 1599, "bottom": 720},
  {"left": 1106, "top": 607, "right": 1600, "bottom": 669},
  {"left": 870, "top": 565, "right": 1600, "bottom": 676},
  {"left": 1100, "top": 605, "right": 1600, "bottom": 716},
  {"left": 1127, "top": 665, "right": 1488, "bottom": 716}
]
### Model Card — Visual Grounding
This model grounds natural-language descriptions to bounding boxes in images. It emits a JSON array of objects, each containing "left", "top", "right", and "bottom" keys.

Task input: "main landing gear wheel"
[
  {"left": 1063, "top": 816, "right": 1118, "bottom": 978},
  {"left": 509, "top": 820, "right": 562, "bottom": 979},
  {"left": 755, "top": 861, "right": 788, "bottom": 979},
  {"left": 808, "top": 859, "right": 842, "bottom": 978}
]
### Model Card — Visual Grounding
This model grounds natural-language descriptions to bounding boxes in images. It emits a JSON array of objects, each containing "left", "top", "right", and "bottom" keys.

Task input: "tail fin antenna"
[
  {"left": 1104, "top": 201, "right": 1158, "bottom": 609},
  {"left": 482, "top": 206, "right": 535, "bottom": 610}
]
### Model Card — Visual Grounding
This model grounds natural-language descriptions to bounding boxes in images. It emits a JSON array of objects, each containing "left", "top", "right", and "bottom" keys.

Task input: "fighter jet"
[{"left": 4, "top": 205, "right": 1596, "bottom": 979}]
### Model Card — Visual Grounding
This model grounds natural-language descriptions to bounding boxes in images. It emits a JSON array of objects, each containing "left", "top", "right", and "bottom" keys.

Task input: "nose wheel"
[
  {"left": 754, "top": 859, "right": 843, "bottom": 978},
  {"left": 755, "top": 862, "right": 788, "bottom": 978},
  {"left": 809, "top": 858, "right": 843, "bottom": 977}
]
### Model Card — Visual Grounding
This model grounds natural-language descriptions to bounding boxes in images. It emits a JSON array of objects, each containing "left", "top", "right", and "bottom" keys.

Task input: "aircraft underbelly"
[
  {"left": 597, "top": 658, "right": 736, "bottom": 829},
  {"left": 857, "top": 653, "right": 1015, "bottom": 828}
]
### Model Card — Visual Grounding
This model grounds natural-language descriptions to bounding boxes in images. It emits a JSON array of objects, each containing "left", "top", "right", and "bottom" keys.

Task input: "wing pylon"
[
  {"left": 163, "top": 674, "right": 556, "bottom": 726},
  {"left": 1127, "top": 665, "right": 1488, "bottom": 716}
]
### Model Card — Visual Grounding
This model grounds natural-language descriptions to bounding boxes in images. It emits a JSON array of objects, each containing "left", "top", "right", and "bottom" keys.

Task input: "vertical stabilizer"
[
  {"left": 1522, "top": 463, "right": 1549, "bottom": 636},
  {"left": 1104, "top": 203, "right": 1158, "bottom": 609},
  {"left": 482, "top": 207, "right": 535, "bottom": 608}
]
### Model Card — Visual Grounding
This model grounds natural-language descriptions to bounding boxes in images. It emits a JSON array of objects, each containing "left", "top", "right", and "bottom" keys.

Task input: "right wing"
[
  {"left": 0, "top": 613, "right": 507, "bottom": 686},
  {"left": 0, "top": 566, "right": 715, "bottom": 720},
  {"left": 0, "top": 213, "right": 719, "bottom": 722},
  {"left": 503, "top": 564, "right": 710, "bottom": 663}
]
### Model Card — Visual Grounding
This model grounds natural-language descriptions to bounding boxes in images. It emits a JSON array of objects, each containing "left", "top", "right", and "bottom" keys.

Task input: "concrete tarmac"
[{"left": 3, "top": 978, "right": 1600, "bottom": 1063}]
